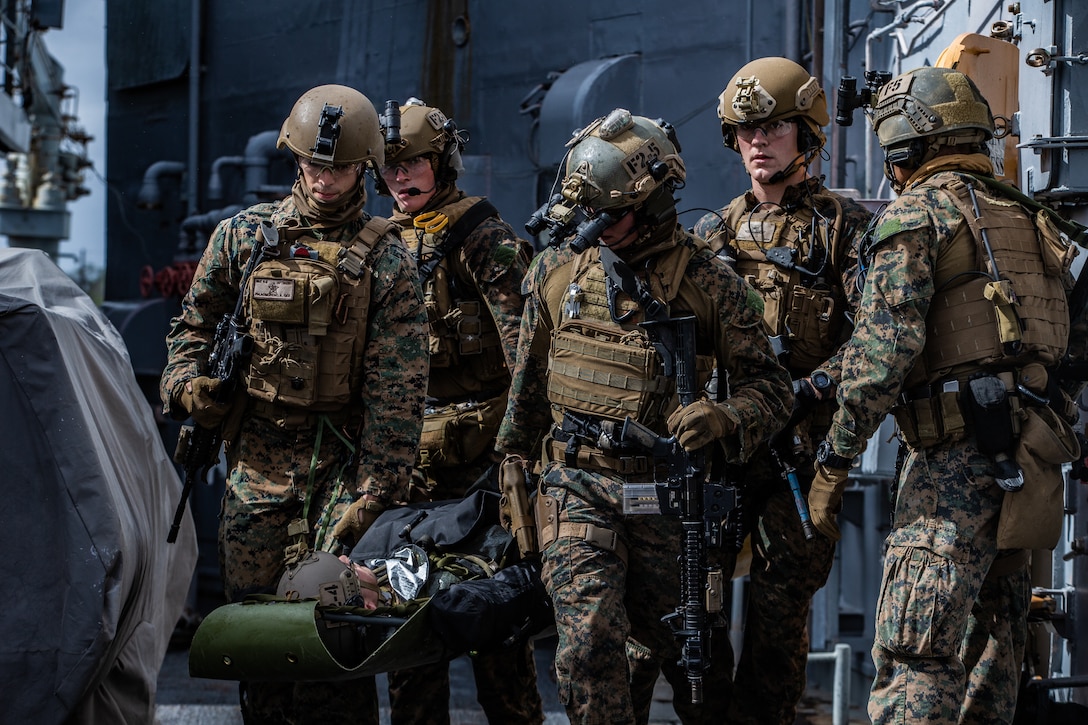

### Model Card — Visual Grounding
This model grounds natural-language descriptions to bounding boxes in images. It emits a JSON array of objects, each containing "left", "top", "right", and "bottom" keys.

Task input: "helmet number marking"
[{"left": 623, "top": 139, "right": 663, "bottom": 179}]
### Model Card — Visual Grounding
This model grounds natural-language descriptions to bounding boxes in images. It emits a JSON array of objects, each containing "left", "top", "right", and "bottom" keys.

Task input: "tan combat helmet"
[
  {"left": 276, "top": 551, "right": 366, "bottom": 666},
  {"left": 277, "top": 84, "right": 384, "bottom": 168},
  {"left": 871, "top": 66, "right": 994, "bottom": 171},
  {"left": 560, "top": 108, "right": 685, "bottom": 213},
  {"left": 717, "top": 56, "right": 830, "bottom": 153},
  {"left": 381, "top": 98, "right": 465, "bottom": 189}
]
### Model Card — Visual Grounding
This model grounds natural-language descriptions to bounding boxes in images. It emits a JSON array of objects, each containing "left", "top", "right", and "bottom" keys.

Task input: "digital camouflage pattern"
[
  {"left": 497, "top": 226, "right": 793, "bottom": 724},
  {"left": 692, "top": 176, "right": 872, "bottom": 328},
  {"left": 830, "top": 155, "right": 1032, "bottom": 723},
  {"left": 867, "top": 442, "right": 1012, "bottom": 724},
  {"left": 391, "top": 185, "right": 533, "bottom": 497},
  {"left": 683, "top": 179, "right": 869, "bottom": 724},
  {"left": 386, "top": 185, "right": 543, "bottom": 725},
  {"left": 958, "top": 552, "right": 1030, "bottom": 724},
  {"left": 160, "top": 190, "right": 427, "bottom": 725}
]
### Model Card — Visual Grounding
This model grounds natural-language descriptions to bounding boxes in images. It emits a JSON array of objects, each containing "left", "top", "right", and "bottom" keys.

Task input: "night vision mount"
[
  {"left": 835, "top": 71, "right": 893, "bottom": 126},
  {"left": 311, "top": 103, "right": 344, "bottom": 163},
  {"left": 525, "top": 194, "right": 617, "bottom": 253}
]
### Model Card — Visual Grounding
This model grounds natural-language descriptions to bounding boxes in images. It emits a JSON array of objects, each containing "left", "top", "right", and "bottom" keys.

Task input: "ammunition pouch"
[
  {"left": 892, "top": 384, "right": 969, "bottom": 450},
  {"left": 547, "top": 317, "right": 671, "bottom": 423},
  {"left": 419, "top": 391, "right": 508, "bottom": 469}
]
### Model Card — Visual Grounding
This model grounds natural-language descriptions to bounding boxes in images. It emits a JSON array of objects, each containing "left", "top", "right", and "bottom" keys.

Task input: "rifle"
[
  {"left": 640, "top": 315, "right": 732, "bottom": 705},
  {"left": 167, "top": 221, "right": 280, "bottom": 543},
  {"left": 593, "top": 245, "right": 731, "bottom": 702}
]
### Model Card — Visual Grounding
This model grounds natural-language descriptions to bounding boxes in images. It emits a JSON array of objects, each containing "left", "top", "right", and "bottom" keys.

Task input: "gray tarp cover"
[{"left": 0, "top": 249, "right": 198, "bottom": 724}]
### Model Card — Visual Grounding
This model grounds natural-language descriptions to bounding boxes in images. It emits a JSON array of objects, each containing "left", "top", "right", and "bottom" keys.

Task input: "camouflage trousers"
[
  {"left": 958, "top": 550, "right": 1031, "bottom": 725},
  {"left": 538, "top": 461, "right": 691, "bottom": 725},
  {"left": 387, "top": 643, "right": 544, "bottom": 724},
  {"left": 655, "top": 448, "right": 833, "bottom": 725},
  {"left": 727, "top": 453, "right": 836, "bottom": 725},
  {"left": 219, "top": 417, "right": 377, "bottom": 725},
  {"left": 868, "top": 438, "right": 1028, "bottom": 724}
]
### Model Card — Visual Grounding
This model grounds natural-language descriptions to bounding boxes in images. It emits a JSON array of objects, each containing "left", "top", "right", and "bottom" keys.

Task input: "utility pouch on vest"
[
  {"left": 547, "top": 318, "right": 664, "bottom": 423},
  {"left": 419, "top": 392, "right": 508, "bottom": 468},
  {"left": 456, "top": 300, "right": 484, "bottom": 355},
  {"left": 967, "top": 375, "right": 1025, "bottom": 491},
  {"left": 1034, "top": 209, "right": 1077, "bottom": 278},
  {"left": 249, "top": 257, "right": 341, "bottom": 336},
  {"left": 785, "top": 285, "right": 841, "bottom": 371}
]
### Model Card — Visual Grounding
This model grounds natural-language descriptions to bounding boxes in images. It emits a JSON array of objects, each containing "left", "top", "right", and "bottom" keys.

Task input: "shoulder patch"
[
  {"left": 745, "top": 285, "right": 765, "bottom": 316},
  {"left": 491, "top": 244, "right": 517, "bottom": 267}
]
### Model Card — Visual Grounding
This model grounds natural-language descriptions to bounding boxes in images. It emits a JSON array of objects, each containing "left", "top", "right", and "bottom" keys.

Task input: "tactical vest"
[
  {"left": 903, "top": 176, "right": 1072, "bottom": 390},
  {"left": 404, "top": 196, "right": 509, "bottom": 400},
  {"left": 243, "top": 216, "right": 399, "bottom": 425},
  {"left": 720, "top": 191, "right": 849, "bottom": 372},
  {"left": 544, "top": 239, "right": 715, "bottom": 429}
]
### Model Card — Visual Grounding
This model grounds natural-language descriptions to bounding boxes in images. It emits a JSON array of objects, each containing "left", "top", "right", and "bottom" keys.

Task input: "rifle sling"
[
  {"left": 417, "top": 199, "right": 499, "bottom": 282},
  {"left": 598, "top": 244, "right": 668, "bottom": 323}
]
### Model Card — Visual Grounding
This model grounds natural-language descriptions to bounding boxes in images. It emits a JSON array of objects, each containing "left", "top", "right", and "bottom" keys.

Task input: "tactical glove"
[
  {"left": 176, "top": 376, "right": 231, "bottom": 430},
  {"left": 332, "top": 497, "right": 385, "bottom": 548},
  {"left": 666, "top": 400, "right": 736, "bottom": 452},
  {"left": 808, "top": 463, "right": 851, "bottom": 542}
]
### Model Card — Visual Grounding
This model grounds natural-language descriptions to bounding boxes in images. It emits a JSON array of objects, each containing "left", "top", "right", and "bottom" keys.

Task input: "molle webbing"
[
  {"left": 547, "top": 321, "right": 668, "bottom": 421},
  {"left": 723, "top": 191, "right": 849, "bottom": 370},
  {"left": 545, "top": 239, "right": 714, "bottom": 426},
  {"left": 245, "top": 217, "right": 395, "bottom": 418},
  {"left": 412, "top": 197, "right": 508, "bottom": 390},
  {"left": 915, "top": 179, "right": 1068, "bottom": 379}
]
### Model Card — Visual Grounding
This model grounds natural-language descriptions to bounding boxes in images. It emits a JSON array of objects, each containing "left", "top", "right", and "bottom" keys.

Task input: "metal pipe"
[
  {"left": 187, "top": 0, "right": 202, "bottom": 217},
  {"left": 807, "top": 643, "right": 852, "bottom": 725},
  {"left": 177, "top": 204, "right": 243, "bottom": 255},
  {"left": 207, "top": 156, "right": 244, "bottom": 202},
  {"left": 243, "top": 129, "right": 285, "bottom": 205},
  {"left": 730, "top": 576, "right": 746, "bottom": 661},
  {"left": 746, "top": 0, "right": 754, "bottom": 63},
  {"left": 136, "top": 160, "right": 185, "bottom": 209}
]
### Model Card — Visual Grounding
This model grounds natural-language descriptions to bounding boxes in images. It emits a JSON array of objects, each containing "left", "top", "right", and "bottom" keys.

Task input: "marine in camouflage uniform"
[
  {"left": 375, "top": 99, "right": 543, "bottom": 725},
  {"left": 810, "top": 67, "right": 1080, "bottom": 724},
  {"left": 160, "top": 85, "right": 427, "bottom": 725},
  {"left": 672, "top": 57, "right": 872, "bottom": 725},
  {"left": 496, "top": 109, "right": 793, "bottom": 725}
]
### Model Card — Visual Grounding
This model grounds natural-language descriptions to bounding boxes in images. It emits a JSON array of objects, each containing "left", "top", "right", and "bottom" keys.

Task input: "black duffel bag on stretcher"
[{"left": 188, "top": 490, "right": 552, "bottom": 682}]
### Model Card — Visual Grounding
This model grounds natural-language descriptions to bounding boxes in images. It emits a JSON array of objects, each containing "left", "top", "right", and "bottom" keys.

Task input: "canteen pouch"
[{"left": 997, "top": 406, "right": 1079, "bottom": 549}]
